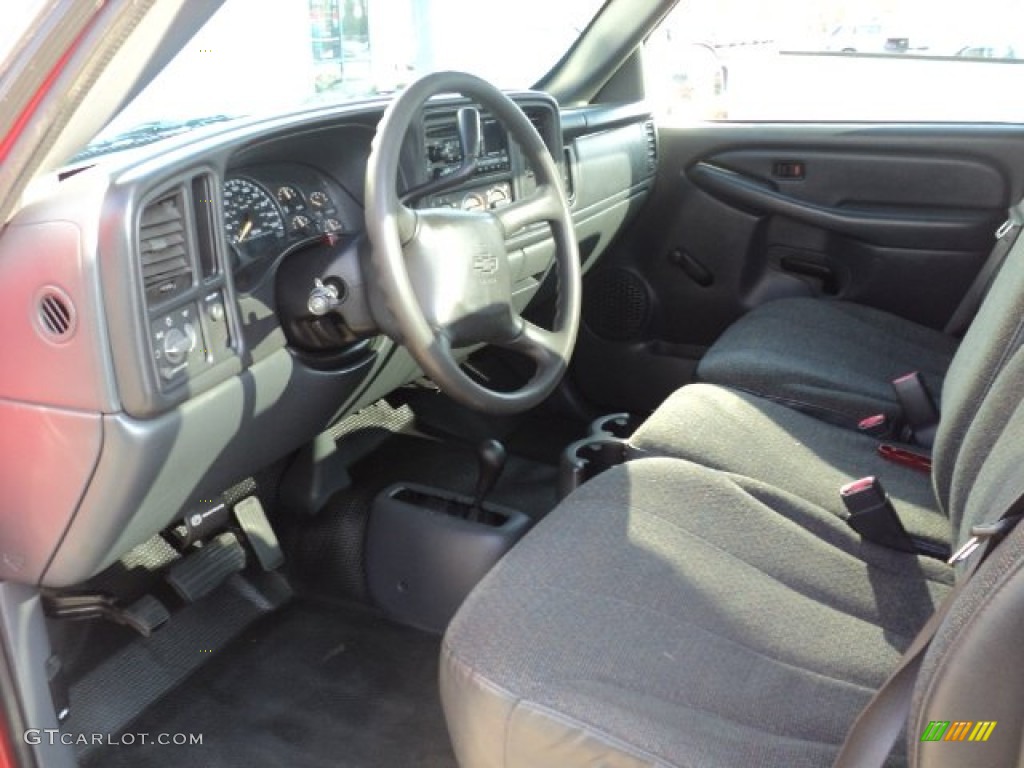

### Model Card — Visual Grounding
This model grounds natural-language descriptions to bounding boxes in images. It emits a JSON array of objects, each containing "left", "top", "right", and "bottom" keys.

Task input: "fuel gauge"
[
  {"left": 486, "top": 183, "right": 511, "bottom": 209},
  {"left": 461, "top": 193, "right": 486, "bottom": 212},
  {"left": 277, "top": 186, "right": 301, "bottom": 204}
]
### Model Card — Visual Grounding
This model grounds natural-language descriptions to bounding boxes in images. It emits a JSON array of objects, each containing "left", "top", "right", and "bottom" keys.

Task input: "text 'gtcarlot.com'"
[{"left": 24, "top": 730, "right": 203, "bottom": 747}]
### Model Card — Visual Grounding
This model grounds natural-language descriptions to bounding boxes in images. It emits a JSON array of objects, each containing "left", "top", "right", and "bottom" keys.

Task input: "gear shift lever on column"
[{"left": 469, "top": 439, "right": 507, "bottom": 522}]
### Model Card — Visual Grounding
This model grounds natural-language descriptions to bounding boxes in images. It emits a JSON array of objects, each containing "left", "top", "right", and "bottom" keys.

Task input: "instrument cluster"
[{"left": 223, "top": 164, "right": 354, "bottom": 280}]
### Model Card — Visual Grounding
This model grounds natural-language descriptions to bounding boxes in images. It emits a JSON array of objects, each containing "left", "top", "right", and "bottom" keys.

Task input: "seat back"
[
  {"left": 946, "top": 344, "right": 1024, "bottom": 548},
  {"left": 932, "top": 235, "right": 1024, "bottom": 515},
  {"left": 909, "top": 357, "right": 1024, "bottom": 766}
]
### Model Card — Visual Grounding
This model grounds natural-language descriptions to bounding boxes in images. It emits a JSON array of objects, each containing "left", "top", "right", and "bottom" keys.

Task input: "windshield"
[{"left": 82, "top": 0, "right": 606, "bottom": 160}]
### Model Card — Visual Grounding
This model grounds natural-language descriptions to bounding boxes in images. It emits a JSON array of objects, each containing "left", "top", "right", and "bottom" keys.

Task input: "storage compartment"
[{"left": 365, "top": 483, "right": 530, "bottom": 633}]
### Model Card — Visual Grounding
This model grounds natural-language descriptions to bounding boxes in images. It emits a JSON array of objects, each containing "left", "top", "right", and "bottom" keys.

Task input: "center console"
[{"left": 365, "top": 439, "right": 531, "bottom": 633}]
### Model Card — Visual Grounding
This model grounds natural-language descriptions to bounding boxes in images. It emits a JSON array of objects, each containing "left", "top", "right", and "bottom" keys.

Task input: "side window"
[{"left": 645, "top": 1, "right": 1024, "bottom": 122}]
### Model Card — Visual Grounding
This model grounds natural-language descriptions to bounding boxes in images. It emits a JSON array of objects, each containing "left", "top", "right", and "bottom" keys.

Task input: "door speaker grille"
[{"left": 36, "top": 289, "right": 76, "bottom": 341}]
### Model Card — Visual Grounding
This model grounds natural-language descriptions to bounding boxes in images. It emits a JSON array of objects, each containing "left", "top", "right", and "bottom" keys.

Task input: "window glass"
[{"left": 646, "top": 0, "right": 1024, "bottom": 122}]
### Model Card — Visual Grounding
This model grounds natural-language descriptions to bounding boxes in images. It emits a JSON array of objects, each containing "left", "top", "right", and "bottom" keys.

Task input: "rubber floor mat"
[{"left": 82, "top": 599, "right": 455, "bottom": 768}]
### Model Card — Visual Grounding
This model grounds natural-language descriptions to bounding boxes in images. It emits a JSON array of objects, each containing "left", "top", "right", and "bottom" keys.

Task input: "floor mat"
[
  {"left": 83, "top": 599, "right": 455, "bottom": 768},
  {"left": 65, "top": 571, "right": 292, "bottom": 762}
]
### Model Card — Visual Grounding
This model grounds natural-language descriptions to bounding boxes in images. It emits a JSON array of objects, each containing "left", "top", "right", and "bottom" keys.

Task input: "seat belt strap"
[
  {"left": 944, "top": 201, "right": 1024, "bottom": 336},
  {"left": 833, "top": 504, "right": 1024, "bottom": 768}
]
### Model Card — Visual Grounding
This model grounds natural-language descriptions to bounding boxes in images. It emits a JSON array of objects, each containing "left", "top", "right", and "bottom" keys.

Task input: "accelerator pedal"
[{"left": 166, "top": 532, "right": 246, "bottom": 603}]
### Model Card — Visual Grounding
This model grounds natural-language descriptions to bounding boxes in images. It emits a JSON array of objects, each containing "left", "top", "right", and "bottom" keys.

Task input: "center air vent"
[
  {"left": 139, "top": 190, "right": 192, "bottom": 305},
  {"left": 643, "top": 120, "right": 657, "bottom": 174}
]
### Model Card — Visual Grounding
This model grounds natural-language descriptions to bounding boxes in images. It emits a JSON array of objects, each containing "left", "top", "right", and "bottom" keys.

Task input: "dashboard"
[{"left": 0, "top": 90, "right": 658, "bottom": 588}]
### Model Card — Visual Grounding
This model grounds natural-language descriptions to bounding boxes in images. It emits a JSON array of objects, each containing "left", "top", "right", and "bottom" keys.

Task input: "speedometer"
[{"left": 223, "top": 178, "right": 285, "bottom": 246}]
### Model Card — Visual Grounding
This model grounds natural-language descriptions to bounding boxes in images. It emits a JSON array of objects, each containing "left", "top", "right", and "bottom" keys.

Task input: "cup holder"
[
  {"left": 591, "top": 412, "right": 643, "bottom": 440},
  {"left": 558, "top": 413, "right": 642, "bottom": 499}
]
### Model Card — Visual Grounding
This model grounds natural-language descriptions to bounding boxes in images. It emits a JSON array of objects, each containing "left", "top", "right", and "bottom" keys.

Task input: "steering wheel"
[{"left": 364, "top": 71, "right": 581, "bottom": 415}]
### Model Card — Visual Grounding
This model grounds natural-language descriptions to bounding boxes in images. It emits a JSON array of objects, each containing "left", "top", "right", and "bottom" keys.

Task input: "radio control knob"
[{"left": 163, "top": 325, "right": 194, "bottom": 365}]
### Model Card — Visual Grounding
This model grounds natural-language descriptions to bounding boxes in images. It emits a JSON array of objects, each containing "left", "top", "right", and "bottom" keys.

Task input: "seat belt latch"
[
  {"left": 891, "top": 371, "right": 939, "bottom": 447},
  {"left": 840, "top": 477, "right": 918, "bottom": 554}
]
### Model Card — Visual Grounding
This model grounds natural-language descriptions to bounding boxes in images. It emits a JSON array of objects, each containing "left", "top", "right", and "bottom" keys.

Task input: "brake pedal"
[{"left": 166, "top": 532, "right": 246, "bottom": 603}]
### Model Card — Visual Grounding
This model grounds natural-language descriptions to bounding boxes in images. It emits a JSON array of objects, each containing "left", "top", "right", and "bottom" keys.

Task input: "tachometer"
[{"left": 223, "top": 178, "right": 285, "bottom": 246}]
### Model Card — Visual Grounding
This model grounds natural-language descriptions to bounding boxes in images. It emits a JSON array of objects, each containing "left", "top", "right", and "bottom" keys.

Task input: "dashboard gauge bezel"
[{"left": 223, "top": 176, "right": 287, "bottom": 264}]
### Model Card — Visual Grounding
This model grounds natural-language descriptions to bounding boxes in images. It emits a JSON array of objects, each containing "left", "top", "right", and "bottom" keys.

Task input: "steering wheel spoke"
[
  {"left": 500, "top": 319, "right": 563, "bottom": 367},
  {"left": 396, "top": 202, "right": 418, "bottom": 244},
  {"left": 494, "top": 184, "right": 562, "bottom": 238}
]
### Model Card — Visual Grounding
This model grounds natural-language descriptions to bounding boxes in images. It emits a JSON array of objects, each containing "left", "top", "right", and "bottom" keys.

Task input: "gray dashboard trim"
[
  {"left": 0, "top": 399, "right": 102, "bottom": 585},
  {"left": 42, "top": 347, "right": 374, "bottom": 587},
  {"left": 0, "top": 216, "right": 117, "bottom": 412}
]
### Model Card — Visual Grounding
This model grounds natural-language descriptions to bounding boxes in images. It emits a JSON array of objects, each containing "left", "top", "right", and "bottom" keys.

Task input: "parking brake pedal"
[
  {"left": 166, "top": 532, "right": 246, "bottom": 603},
  {"left": 234, "top": 496, "right": 284, "bottom": 571},
  {"left": 43, "top": 593, "right": 170, "bottom": 637}
]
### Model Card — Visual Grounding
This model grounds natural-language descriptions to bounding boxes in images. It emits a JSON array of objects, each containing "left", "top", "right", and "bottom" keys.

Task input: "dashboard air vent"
[
  {"left": 139, "top": 190, "right": 192, "bottom": 304},
  {"left": 644, "top": 120, "right": 657, "bottom": 173},
  {"left": 36, "top": 288, "right": 76, "bottom": 341}
]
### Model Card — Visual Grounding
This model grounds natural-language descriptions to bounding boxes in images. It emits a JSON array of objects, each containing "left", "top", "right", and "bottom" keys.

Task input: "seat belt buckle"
[
  {"left": 891, "top": 371, "right": 939, "bottom": 447},
  {"left": 840, "top": 477, "right": 918, "bottom": 554},
  {"left": 877, "top": 443, "right": 932, "bottom": 474},
  {"left": 857, "top": 413, "right": 892, "bottom": 438}
]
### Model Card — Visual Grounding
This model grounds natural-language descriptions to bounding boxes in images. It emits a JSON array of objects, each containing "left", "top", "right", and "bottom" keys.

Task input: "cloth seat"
[
  {"left": 441, "top": 350, "right": 1024, "bottom": 767},
  {"left": 696, "top": 297, "right": 958, "bottom": 426},
  {"left": 629, "top": 382, "right": 947, "bottom": 548},
  {"left": 628, "top": 235, "right": 1024, "bottom": 543},
  {"left": 441, "top": 458, "right": 952, "bottom": 768}
]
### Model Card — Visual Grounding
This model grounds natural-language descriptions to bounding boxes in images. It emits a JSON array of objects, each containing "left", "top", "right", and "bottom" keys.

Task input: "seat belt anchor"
[{"left": 948, "top": 514, "right": 1024, "bottom": 565}]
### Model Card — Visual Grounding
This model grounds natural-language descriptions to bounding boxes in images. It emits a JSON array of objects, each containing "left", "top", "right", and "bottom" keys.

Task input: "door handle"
[{"left": 780, "top": 256, "right": 839, "bottom": 294}]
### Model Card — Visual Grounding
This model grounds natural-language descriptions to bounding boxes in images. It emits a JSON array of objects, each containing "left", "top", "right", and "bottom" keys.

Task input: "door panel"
[{"left": 572, "top": 122, "right": 1024, "bottom": 412}]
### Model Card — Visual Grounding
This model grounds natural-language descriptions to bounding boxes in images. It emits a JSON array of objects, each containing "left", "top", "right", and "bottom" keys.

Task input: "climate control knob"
[{"left": 163, "top": 324, "right": 195, "bottom": 365}]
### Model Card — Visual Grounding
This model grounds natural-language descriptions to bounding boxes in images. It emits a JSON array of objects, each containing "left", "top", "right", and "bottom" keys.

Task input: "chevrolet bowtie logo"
[{"left": 473, "top": 251, "right": 498, "bottom": 275}]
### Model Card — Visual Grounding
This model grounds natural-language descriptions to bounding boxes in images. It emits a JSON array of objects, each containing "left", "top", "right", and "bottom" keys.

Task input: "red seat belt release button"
[{"left": 857, "top": 413, "right": 890, "bottom": 437}]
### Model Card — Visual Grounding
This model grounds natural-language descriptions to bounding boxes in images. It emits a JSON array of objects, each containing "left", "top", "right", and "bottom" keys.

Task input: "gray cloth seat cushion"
[
  {"left": 441, "top": 457, "right": 952, "bottom": 768},
  {"left": 629, "top": 383, "right": 949, "bottom": 549},
  {"left": 697, "top": 298, "right": 959, "bottom": 426}
]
